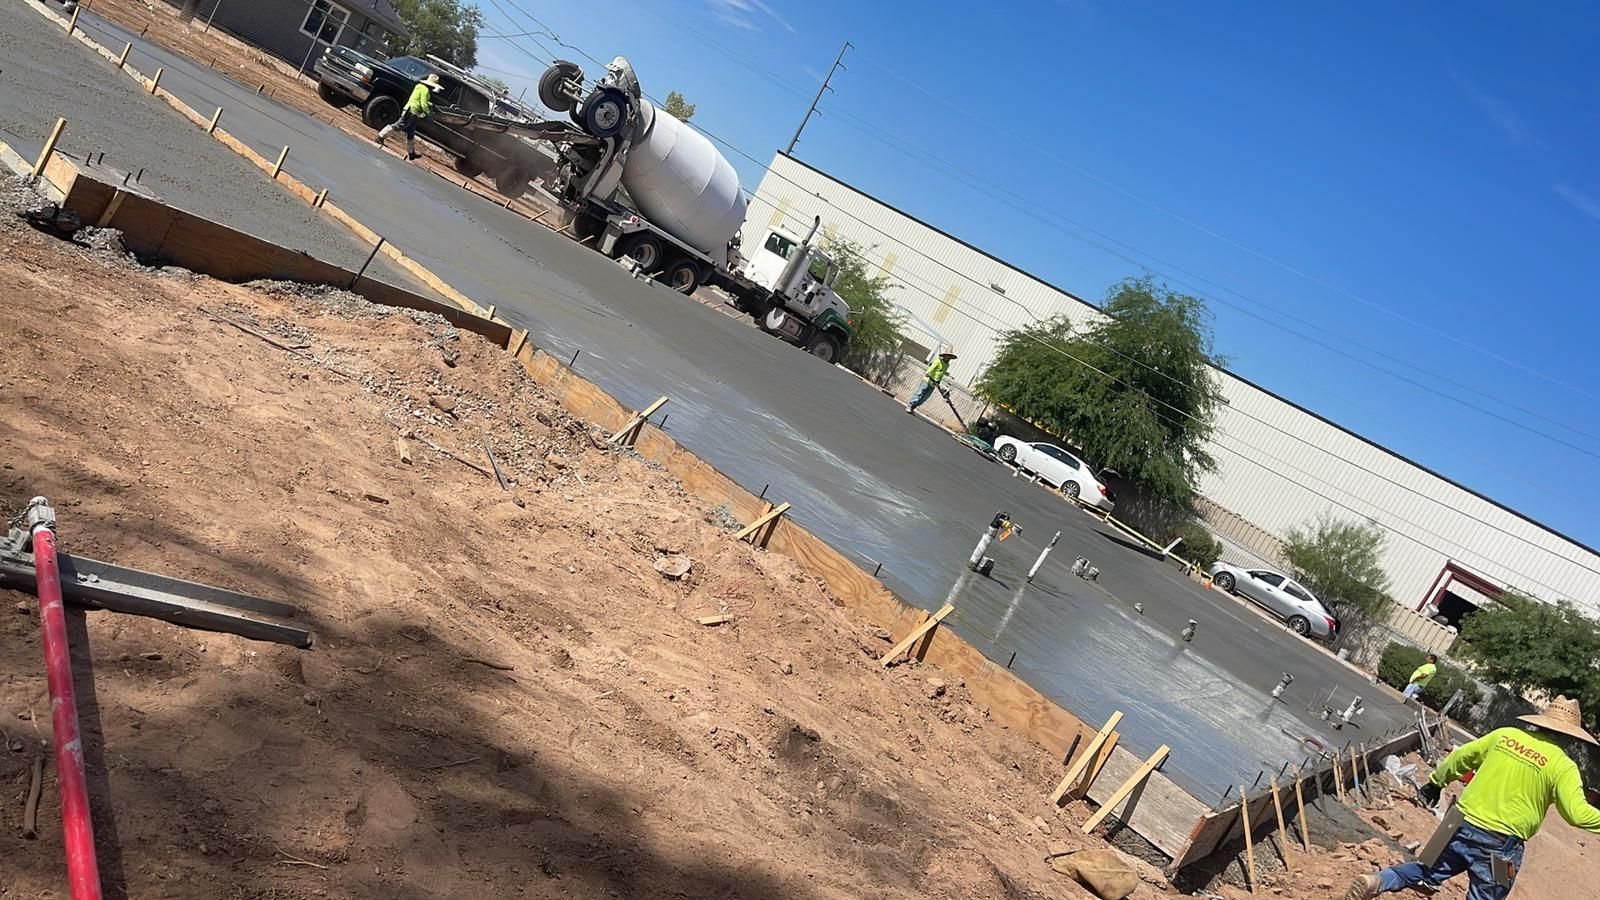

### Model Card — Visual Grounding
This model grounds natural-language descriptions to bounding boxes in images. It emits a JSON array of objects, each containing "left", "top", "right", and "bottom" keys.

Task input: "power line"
[{"left": 483, "top": 0, "right": 1599, "bottom": 596}]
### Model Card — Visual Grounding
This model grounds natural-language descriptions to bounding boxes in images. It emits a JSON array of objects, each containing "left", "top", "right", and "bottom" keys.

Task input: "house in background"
[{"left": 178, "top": 0, "right": 408, "bottom": 68}]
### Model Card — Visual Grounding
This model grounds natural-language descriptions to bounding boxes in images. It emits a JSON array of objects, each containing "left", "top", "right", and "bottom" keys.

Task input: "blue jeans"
[
  {"left": 1403, "top": 682, "right": 1423, "bottom": 700},
  {"left": 1377, "top": 820, "right": 1523, "bottom": 900},
  {"left": 907, "top": 380, "right": 937, "bottom": 410}
]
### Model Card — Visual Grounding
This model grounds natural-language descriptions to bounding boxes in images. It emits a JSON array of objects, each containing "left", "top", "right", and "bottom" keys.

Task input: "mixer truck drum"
[{"left": 538, "top": 60, "right": 584, "bottom": 113}]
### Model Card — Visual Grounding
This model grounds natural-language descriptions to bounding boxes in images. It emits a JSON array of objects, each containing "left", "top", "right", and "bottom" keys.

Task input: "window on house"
[{"left": 301, "top": 0, "right": 351, "bottom": 44}]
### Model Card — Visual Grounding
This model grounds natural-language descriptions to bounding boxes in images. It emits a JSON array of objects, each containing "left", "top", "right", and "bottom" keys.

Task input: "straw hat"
[
  {"left": 422, "top": 73, "right": 443, "bottom": 91},
  {"left": 1519, "top": 696, "right": 1598, "bottom": 746}
]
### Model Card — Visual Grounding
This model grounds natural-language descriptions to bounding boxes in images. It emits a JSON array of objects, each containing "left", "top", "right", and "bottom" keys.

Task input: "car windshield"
[{"left": 389, "top": 58, "right": 432, "bottom": 79}]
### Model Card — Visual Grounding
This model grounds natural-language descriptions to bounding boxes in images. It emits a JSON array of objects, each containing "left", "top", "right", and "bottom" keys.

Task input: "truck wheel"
[
  {"left": 582, "top": 87, "right": 629, "bottom": 139},
  {"left": 617, "top": 233, "right": 663, "bottom": 271},
  {"left": 663, "top": 259, "right": 701, "bottom": 294},
  {"left": 317, "top": 83, "right": 352, "bottom": 109},
  {"left": 362, "top": 94, "right": 401, "bottom": 129},
  {"left": 494, "top": 167, "right": 528, "bottom": 198},
  {"left": 453, "top": 155, "right": 484, "bottom": 178},
  {"left": 804, "top": 332, "right": 842, "bottom": 363},
  {"left": 538, "top": 61, "right": 581, "bottom": 112}
]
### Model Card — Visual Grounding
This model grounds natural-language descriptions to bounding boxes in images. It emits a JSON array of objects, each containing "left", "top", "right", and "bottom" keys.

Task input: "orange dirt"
[{"left": 0, "top": 180, "right": 1170, "bottom": 898}]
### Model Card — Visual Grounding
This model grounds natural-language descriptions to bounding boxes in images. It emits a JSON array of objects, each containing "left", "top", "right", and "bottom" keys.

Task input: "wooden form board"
[
  {"left": 1083, "top": 744, "right": 1171, "bottom": 833},
  {"left": 1081, "top": 742, "right": 1204, "bottom": 855},
  {"left": 1167, "top": 726, "right": 1425, "bottom": 869}
]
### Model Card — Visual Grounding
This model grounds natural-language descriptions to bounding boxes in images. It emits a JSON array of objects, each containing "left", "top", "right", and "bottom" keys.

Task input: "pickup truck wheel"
[
  {"left": 663, "top": 259, "right": 701, "bottom": 294},
  {"left": 362, "top": 94, "right": 401, "bottom": 129},
  {"left": 317, "top": 83, "right": 352, "bottom": 109},
  {"left": 804, "top": 332, "right": 842, "bottom": 363},
  {"left": 493, "top": 167, "right": 528, "bottom": 198},
  {"left": 453, "top": 155, "right": 484, "bottom": 178},
  {"left": 617, "top": 233, "right": 663, "bottom": 271}
]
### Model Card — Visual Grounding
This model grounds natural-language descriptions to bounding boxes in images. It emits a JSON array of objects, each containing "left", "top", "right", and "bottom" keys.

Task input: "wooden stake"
[
  {"left": 1332, "top": 753, "right": 1346, "bottom": 804},
  {"left": 1269, "top": 777, "right": 1293, "bottom": 873},
  {"left": 735, "top": 501, "right": 791, "bottom": 547},
  {"left": 485, "top": 304, "right": 497, "bottom": 319},
  {"left": 271, "top": 145, "right": 289, "bottom": 179},
  {"left": 1087, "top": 732, "right": 1120, "bottom": 791},
  {"left": 878, "top": 603, "right": 954, "bottom": 667},
  {"left": 149, "top": 67, "right": 164, "bottom": 94},
  {"left": 30, "top": 117, "right": 66, "bottom": 180},
  {"left": 1050, "top": 711, "right": 1124, "bottom": 805},
  {"left": 607, "top": 395, "right": 670, "bottom": 445},
  {"left": 1293, "top": 768, "right": 1310, "bottom": 850},
  {"left": 696, "top": 614, "right": 733, "bottom": 626},
  {"left": 117, "top": 42, "right": 132, "bottom": 68},
  {"left": 1360, "top": 746, "right": 1374, "bottom": 798},
  {"left": 313, "top": 188, "right": 328, "bottom": 208},
  {"left": 93, "top": 189, "right": 127, "bottom": 228},
  {"left": 1349, "top": 745, "right": 1362, "bottom": 804},
  {"left": 66, "top": 4, "right": 81, "bottom": 33},
  {"left": 1081, "top": 745, "right": 1170, "bottom": 833},
  {"left": 1238, "top": 786, "right": 1257, "bottom": 893},
  {"left": 208, "top": 106, "right": 223, "bottom": 134},
  {"left": 22, "top": 754, "right": 42, "bottom": 839},
  {"left": 508, "top": 329, "right": 529, "bottom": 358}
]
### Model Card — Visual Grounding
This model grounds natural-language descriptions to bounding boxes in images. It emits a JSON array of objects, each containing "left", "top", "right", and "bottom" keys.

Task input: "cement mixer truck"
[{"left": 438, "top": 57, "right": 854, "bottom": 362}]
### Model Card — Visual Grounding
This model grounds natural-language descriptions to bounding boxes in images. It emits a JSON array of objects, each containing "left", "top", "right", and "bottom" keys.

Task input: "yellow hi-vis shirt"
[
  {"left": 405, "top": 83, "right": 435, "bottom": 117},
  {"left": 1409, "top": 662, "right": 1437, "bottom": 686},
  {"left": 1430, "top": 726, "right": 1600, "bottom": 840},
  {"left": 924, "top": 356, "right": 948, "bottom": 385}
]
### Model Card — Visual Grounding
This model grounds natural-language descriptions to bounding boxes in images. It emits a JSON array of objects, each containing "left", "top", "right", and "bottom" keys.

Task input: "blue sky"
[{"left": 472, "top": 0, "right": 1600, "bottom": 548}]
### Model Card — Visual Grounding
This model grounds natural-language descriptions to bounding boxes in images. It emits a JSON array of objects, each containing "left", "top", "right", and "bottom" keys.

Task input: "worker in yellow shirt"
[
  {"left": 905, "top": 346, "right": 956, "bottom": 414},
  {"left": 1403, "top": 653, "right": 1438, "bottom": 702},
  {"left": 376, "top": 73, "right": 443, "bottom": 161},
  {"left": 1346, "top": 696, "right": 1600, "bottom": 900}
]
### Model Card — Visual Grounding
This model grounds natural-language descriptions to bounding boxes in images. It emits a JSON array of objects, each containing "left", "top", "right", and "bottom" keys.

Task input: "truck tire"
[
  {"left": 494, "top": 167, "right": 528, "bottom": 198},
  {"left": 662, "top": 258, "right": 701, "bottom": 294},
  {"left": 453, "top": 155, "right": 484, "bottom": 178},
  {"left": 538, "top": 61, "right": 581, "bottom": 112},
  {"left": 362, "top": 94, "right": 401, "bottom": 129},
  {"left": 804, "top": 331, "right": 843, "bottom": 363},
  {"left": 617, "top": 233, "right": 663, "bottom": 271},
  {"left": 581, "top": 87, "right": 629, "bottom": 139},
  {"left": 317, "top": 82, "right": 352, "bottom": 109}
]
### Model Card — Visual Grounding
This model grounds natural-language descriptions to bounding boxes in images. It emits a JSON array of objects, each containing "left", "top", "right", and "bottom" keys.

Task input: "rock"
[
  {"left": 1404, "top": 840, "right": 1421, "bottom": 853},
  {"left": 1371, "top": 814, "right": 1391, "bottom": 830},
  {"left": 363, "top": 492, "right": 389, "bottom": 504},
  {"left": 1048, "top": 849, "right": 1139, "bottom": 900},
  {"left": 1032, "top": 816, "right": 1052, "bottom": 834},
  {"left": 140, "top": 652, "right": 163, "bottom": 661},
  {"left": 652, "top": 555, "right": 693, "bottom": 580},
  {"left": 926, "top": 678, "right": 947, "bottom": 699},
  {"left": 780, "top": 660, "right": 795, "bottom": 676},
  {"left": 1317, "top": 878, "right": 1333, "bottom": 888},
  {"left": 513, "top": 497, "right": 526, "bottom": 508},
  {"left": 428, "top": 394, "right": 457, "bottom": 414},
  {"left": 15, "top": 601, "right": 29, "bottom": 614},
  {"left": 873, "top": 627, "right": 893, "bottom": 642},
  {"left": 546, "top": 453, "right": 569, "bottom": 470}
]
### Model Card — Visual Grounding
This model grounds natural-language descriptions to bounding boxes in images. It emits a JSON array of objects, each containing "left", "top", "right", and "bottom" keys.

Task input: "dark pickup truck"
[{"left": 313, "top": 46, "right": 549, "bottom": 197}]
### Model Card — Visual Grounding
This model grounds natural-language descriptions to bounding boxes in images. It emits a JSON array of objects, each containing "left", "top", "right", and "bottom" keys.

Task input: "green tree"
[
  {"left": 390, "top": 0, "right": 483, "bottom": 68},
  {"left": 976, "top": 277, "right": 1221, "bottom": 510},
  {"left": 1460, "top": 594, "right": 1600, "bottom": 734},
  {"left": 1282, "top": 514, "right": 1392, "bottom": 618},
  {"left": 477, "top": 74, "right": 510, "bottom": 96},
  {"left": 662, "top": 91, "right": 696, "bottom": 122},
  {"left": 824, "top": 239, "right": 904, "bottom": 375}
]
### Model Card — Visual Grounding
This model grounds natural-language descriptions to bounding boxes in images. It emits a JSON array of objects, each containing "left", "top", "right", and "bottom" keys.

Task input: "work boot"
[{"left": 1343, "top": 873, "right": 1381, "bottom": 900}]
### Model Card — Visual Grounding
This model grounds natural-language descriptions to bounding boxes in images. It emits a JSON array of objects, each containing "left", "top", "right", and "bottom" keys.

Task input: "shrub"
[
  {"left": 1172, "top": 521, "right": 1222, "bottom": 569},
  {"left": 1377, "top": 643, "right": 1483, "bottom": 712}
]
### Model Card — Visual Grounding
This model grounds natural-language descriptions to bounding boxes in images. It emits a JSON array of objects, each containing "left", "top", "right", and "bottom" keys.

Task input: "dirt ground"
[
  {"left": 0, "top": 176, "right": 1176, "bottom": 898},
  {"left": 80, "top": 0, "right": 549, "bottom": 216}
]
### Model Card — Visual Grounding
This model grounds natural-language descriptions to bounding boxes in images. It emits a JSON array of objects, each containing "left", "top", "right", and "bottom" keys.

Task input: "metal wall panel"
[{"left": 746, "top": 154, "right": 1600, "bottom": 617}]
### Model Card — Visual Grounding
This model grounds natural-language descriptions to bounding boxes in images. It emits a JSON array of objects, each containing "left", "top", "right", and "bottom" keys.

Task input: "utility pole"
[{"left": 786, "top": 41, "right": 851, "bottom": 155}]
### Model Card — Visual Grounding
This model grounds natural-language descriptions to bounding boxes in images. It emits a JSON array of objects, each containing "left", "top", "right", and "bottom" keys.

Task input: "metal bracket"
[{"left": 1, "top": 525, "right": 313, "bottom": 648}]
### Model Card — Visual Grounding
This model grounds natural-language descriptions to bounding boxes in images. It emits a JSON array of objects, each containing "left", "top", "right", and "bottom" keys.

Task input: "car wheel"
[
  {"left": 1288, "top": 615, "right": 1311, "bottom": 636},
  {"left": 1062, "top": 480, "right": 1080, "bottom": 499},
  {"left": 1212, "top": 571, "right": 1235, "bottom": 592},
  {"left": 997, "top": 443, "right": 1017, "bottom": 462},
  {"left": 362, "top": 94, "right": 401, "bottom": 129}
]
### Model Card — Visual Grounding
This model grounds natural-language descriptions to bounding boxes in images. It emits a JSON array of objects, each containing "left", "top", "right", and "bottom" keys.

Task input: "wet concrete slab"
[
  {"left": 0, "top": 2, "right": 425, "bottom": 295},
  {"left": 32, "top": 5, "right": 1418, "bottom": 799}
]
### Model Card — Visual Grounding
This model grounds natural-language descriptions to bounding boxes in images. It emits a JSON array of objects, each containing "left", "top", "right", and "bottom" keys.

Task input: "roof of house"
[{"left": 351, "top": 0, "right": 408, "bottom": 35}]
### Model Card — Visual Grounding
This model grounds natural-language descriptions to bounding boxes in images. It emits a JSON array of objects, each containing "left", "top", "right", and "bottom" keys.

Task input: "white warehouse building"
[{"left": 743, "top": 152, "right": 1600, "bottom": 629}]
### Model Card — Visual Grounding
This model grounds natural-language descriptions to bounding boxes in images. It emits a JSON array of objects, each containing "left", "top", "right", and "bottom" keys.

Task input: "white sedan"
[
  {"left": 992, "top": 437, "right": 1116, "bottom": 512},
  {"left": 1207, "top": 562, "right": 1340, "bottom": 640}
]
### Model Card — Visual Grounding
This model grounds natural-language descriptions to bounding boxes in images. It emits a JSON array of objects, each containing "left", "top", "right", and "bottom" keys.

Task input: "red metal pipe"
[{"left": 30, "top": 506, "right": 104, "bottom": 900}]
